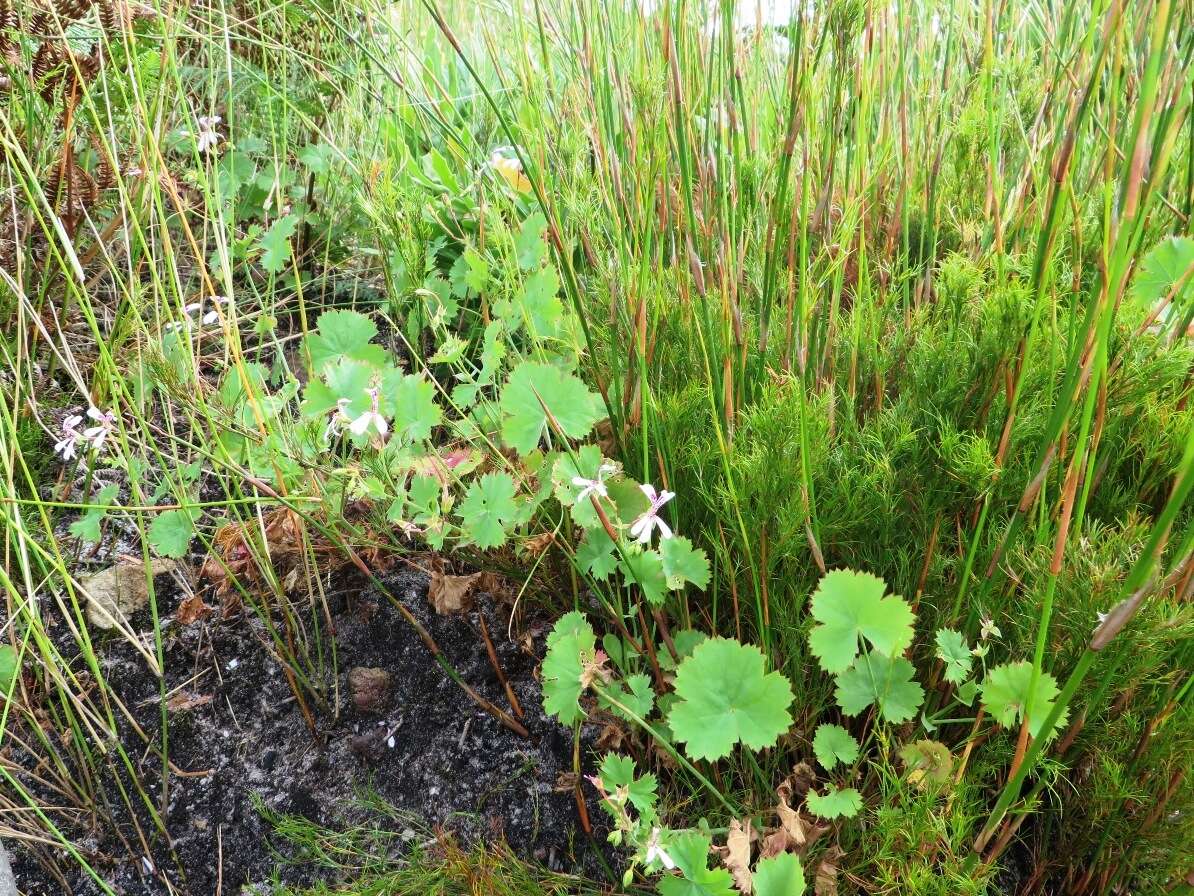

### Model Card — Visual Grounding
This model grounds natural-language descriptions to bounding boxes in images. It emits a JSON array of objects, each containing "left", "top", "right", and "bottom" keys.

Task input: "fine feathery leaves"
[
  {"left": 808, "top": 570, "right": 915, "bottom": 674},
  {"left": 667, "top": 638, "right": 795, "bottom": 761},
  {"left": 812, "top": 723, "right": 860, "bottom": 771},
  {"left": 834, "top": 651, "right": 925, "bottom": 723}
]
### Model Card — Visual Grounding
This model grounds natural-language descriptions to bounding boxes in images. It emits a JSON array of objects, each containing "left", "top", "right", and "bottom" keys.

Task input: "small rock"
[
  {"left": 80, "top": 558, "right": 177, "bottom": 629},
  {"left": 348, "top": 667, "right": 392, "bottom": 714}
]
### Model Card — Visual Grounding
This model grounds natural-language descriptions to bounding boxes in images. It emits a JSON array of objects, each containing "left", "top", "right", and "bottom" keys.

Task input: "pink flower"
[
  {"left": 81, "top": 407, "right": 116, "bottom": 452},
  {"left": 54, "top": 414, "right": 84, "bottom": 460},
  {"left": 629, "top": 483, "right": 675, "bottom": 544}
]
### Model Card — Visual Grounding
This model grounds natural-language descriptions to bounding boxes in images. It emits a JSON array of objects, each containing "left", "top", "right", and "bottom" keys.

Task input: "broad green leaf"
[
  {"left": 980, "top": 661, "right": 1065, "bottom": 739},
  {"left": 956, "top": 679, "right": 979, "bottom": 706},
  {"left": 149, "top": 509, "right": 196, "bottom": 558},
  {"left": 0, "top": 644, "right": 19, "bottom": 696},
  {"left": 834, "top": 651, "right": 924, "bottom": 723},
  {"left": 812, "top": 723, "right": 860, "bottom": 771},
  {"left": 617, "top": 547, "right": 669, "bottom": 606},
  {"left": 516, "top": 212, "right": 548, "bottom": 270},
  {"left": 258, "top": 213, "right": 300, "bottom": 274},
  {"left": 305, "top": 311, "right": 387, "bottom": 375},
  {"left": 805, "top": 785, "right": 863, "bottom": 820},
  {"left": 658, "top": 831, "right": 736, "bottom": 896},
  {"left": 660, "top": 536, "right": 711, "bottom": 590},
  {"left": 542, "top": 611, "right": 596, "bottom": 726},
  {"left": 499, "top": 362, "right": 602, "bottom": 455},
  {"left": 457, "top": 472, "right": 519, "bottom": 549},
  {"left": 1130, "top": 236, "right": 1194, "bottom": 308},
  {"left": 934, "top": 628, "right": 973, "bottom": 685},
  {"left": 449, "top": 247, "right": 489, "bottom": 297},
  {"left": 753, "top": 853, "right": 806, "bottom": 896},
  {"left": 517, "top": 265, "right": 563, "bottom": 337},
  {"left": 551, "top": 446, "right": 607, "bottom": 529},
  {"left": 808, "top": 569, "right": 915, "bottom": 674},
  {"left": 381, "top": 370, "right": 441, "bottom": 444},
  {"left": 69, "top": 484, "right": 120, "bottom": 543},
  {"left": 667, "top": 638, "right": 794, "bottom": 761}
]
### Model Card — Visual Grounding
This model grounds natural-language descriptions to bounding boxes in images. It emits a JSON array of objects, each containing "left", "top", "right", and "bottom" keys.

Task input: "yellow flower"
[{"left": 489, "top": 151, "right": 531, "bottom": 193}]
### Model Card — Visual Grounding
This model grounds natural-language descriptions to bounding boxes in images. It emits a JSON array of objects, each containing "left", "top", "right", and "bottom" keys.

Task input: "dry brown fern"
[{"left": 43, "top": 159, "right": 100, "bottom": 219}]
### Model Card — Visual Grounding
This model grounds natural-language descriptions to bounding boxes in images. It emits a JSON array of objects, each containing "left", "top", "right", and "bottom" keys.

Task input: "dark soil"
[{"left": 7, "top": 566, "right": 611, "bottom": 895}]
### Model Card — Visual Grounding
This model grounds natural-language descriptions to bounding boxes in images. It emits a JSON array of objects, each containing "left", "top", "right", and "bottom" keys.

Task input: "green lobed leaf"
[
  {"left": 305, "top": 311, "right": 387, "bottom": 375},
  {"left": 541, "top": 611, "right": 596, "bottom": 726},
  {"left": 980, "top": 661, "right": 1065, "bottom": 739},
  {"left": 381, "top": 370, "right": 442, "bottom": 444},
  {"left": 68, "top": 484, "right": 120, "bottom": 543},
  {"left": 617, "top": 547, "right": 669, "bottom": 606},
  {"left": 812, "top": 723, "right": 860, "bottom": 771},
  {"left": 658, "top": 831, "right": 736, "bottom": 896},
  {"left": 934, "top": 628, "right": 973, "bottom": 685},
  {"left": 598, "top": 753, "right": 657, "bottom": 818},
  {"left": 808, "top": 569, "right": 915, "bottom": 674},
  {"left": 660, "top": 536, "right": 711, "bottom": 590},
  {"left": 805, "top": 784, "right": 863, "bottom": 820},
  {"left": 667, "top": 638, "right": 794, "bottom": 761},
  {"left": 499, "top": 362, "right": 602, "bottom": 455},
  {"left": 148, "top": 508, "right": 197, "bottom": 558},
  {"left": 576, "top": 528, "right": 618, "bottom": 580},
  {"left": 457, "top": 472, "right": 519, "bottom": 549},
  {"left": 753, "top": 853, "right": 806, "bottom": 896},
  {"left": 258, "top": 213, "right": 300, "bottom": 274},
  {"left": 515, "top": 212, "right": 548, "bottom": 270},
  {"left": 1130, "top": 235, "right": 1194, "bottom": 309},
  {"left": 834, "top": 651, "right": 924, "bottom": 723},
  {"left": 598, "top": 672, "right": 655, "bottom": 723}
]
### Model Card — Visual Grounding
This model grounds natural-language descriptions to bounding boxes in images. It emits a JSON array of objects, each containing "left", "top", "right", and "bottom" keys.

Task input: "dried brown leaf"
[
  {"left": 814, "top": 845, "right": 844, "bottom": 896},
  {"left": 427, "top": 571, "right": 481, "bottom": 615},
  {"left": 522, "top": 531, "right": 555, "bottom": 556},
  {"left": 166, "top": 692, "right": 212, "bottom": 712},
  {"left": 175, "top": 594, "right": 212, "bottom": 626},
  {"left": 720, "top": 818, "right": 754, "bottom": 894}
]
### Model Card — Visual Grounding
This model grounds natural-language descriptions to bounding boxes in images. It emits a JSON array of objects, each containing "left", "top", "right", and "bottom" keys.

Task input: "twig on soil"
[{"left": 478, "top": 612, "right": 524, "bottom": 720}]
